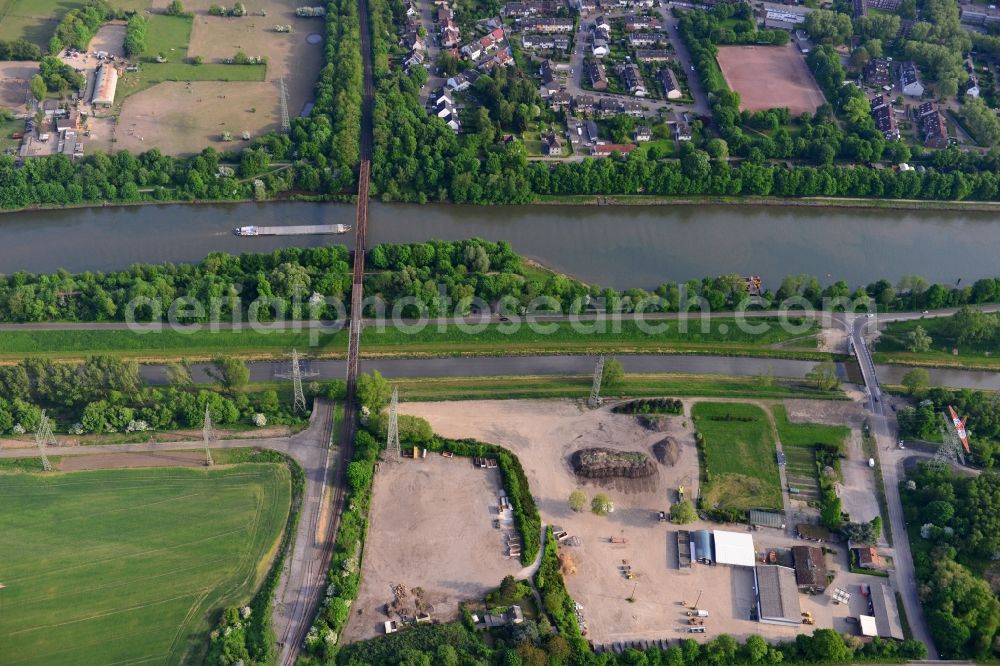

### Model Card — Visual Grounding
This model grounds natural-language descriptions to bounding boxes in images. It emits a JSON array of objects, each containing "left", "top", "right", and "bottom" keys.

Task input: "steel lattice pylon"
[
  {"left": 202, "top": 403, "right": 215, "bottom": 467},
  {"left": 935, "top": 411, "right": 966, "bottom": 467},
  {"left": 387, "top": 386, "right": 400, "bottom": 457},
  {"left": 589, "top": 355, "right": 605, "bottom": 408},
  {"left": 35, "top": 411, "right": 56, "bottom": 472},
  {"left": 277, "top": 349, "right": 319, "bottom": 413}
]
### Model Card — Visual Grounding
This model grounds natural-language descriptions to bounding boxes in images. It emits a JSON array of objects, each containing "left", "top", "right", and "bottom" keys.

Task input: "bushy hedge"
[
  {"left": 612, "top": 398, "right": 683, "bottom": 415},
  {"left": 534, "top": 528, "right": 589, "bottom": 657}
]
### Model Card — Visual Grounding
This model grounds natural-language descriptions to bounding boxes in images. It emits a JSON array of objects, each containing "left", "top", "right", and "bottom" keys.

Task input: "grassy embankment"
[
  {"left": 874, "top": 316, "right": 1000, "bottom": 370},
  {"left": 114, "top": 13, "right": 265, "bottom": 107},
  {"left": 535, "top": 193, "right": 1000, "bottom": 212},
  {"left": 771, "top": 404, "right": 849, "bottom": 501},
  {"left": 0, "top": 317, "right": 827, "bottom": 362},
  {"left": 0, "top": 464, "right": 290, "bottom": 665},
  {"left": 387, "top": 373, "right": 845, "bottom": 402},
  {"left": 692, "top": 402, "right": 783, "bottom": 511}
]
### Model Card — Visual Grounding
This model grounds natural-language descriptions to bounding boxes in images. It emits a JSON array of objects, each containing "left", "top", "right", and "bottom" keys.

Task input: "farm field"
[
  {"left": 0, "top": 464, "right": 291, "bottom": 665},
  {"left": 0, "top": 61, "right": 34, "bottom": 113},
  {"left": 692, "top": 401, "right": 783, "bottom": 510},
  {"left": 771, "top": 404, "right": 849, "bottom": 500},
  {"left": 0, "top": 317, "right": 829, "bottom": 361},
  {"left": 716, "top": 44, "right": 826, "bottom": 115}
]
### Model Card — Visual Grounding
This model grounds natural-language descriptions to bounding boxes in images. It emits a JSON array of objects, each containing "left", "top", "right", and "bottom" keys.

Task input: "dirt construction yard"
[
  {"left": 717, "top": 44, "right": 826, "bottom": 115},
  {"left": 343, "top": 456, "right": 522, "bottom": 642},
  {"left": 400, "top": 398, "right": 872, "bottom": 646}
]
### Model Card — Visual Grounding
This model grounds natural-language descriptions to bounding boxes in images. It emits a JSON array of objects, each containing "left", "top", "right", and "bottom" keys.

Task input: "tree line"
[
  {"left": 902, "top": 462, "right": 1000, "bottom": 659},
  {"left": 3, "top": 243, "right": 1000, "bottom": 323}
]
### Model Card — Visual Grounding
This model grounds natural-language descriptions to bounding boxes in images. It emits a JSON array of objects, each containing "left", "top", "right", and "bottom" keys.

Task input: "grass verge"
[{"left": 693, "top": 402, "right": 783, "bottom": 512}]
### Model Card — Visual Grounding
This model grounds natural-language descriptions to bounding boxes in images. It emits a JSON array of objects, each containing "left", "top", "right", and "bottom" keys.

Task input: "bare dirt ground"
[
  {"left": 0, "top": 61, "right": 35, "bottom": 113},
  {"left": 401, "top": 398, "right": 885, "bottom": 645},
  {"left": 115, "top": 80, "right": 281, "bottom": 155},
  {"left": 117, "top": 0, "right": 324, "bottom": 155},
  {"left": 343, "top": 455, "right": 522, "bottom": 642},
  {"left": 717, "top": 44, "right": 826, "bottom": 115},
  {"left": 57, "top": 450, "right": 207, "bottom": 470}
]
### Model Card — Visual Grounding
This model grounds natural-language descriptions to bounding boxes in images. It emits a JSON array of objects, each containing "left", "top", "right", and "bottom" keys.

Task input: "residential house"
[
  {"left": 624, "top": 15, "right": 658, "bottom": 31},
  {"left": 462, "top": 26, "right": 506, "bottom": 60},
  {"left": 549, "top": 90, "right": 573, "bottom": 108},
  {"left": 636, "top": 49, "right": 671, "bottom": 62},
  {"left": 869, "top": 94, "right": 899, "bottom": 140},
  {"left": 540, "top": 59, "right": 555, "bottom": 84},
  {"left": 633, "top": 124, "right": 652, "bottom": 142},
  {"left": 522, "top": 34, "right": 570, "bottom": 50},
  {"left": 918, "top": 102, "right": 948, "bottom": 148},
  {"left": 592, "top": 14, "right": 610, "bottom": 31},
  {"left": 543, "top": 131, "right": 565, "bottom": 155},
  {"left": 403, "top": 49, "right": 425, "bottom": 70},
  {"left": 592, "top": 142, "right": 637, "bottom": 156},
  {"left": 447, "top": 69, "right": 480, "bottom": 91},
  {"left": 852, "top": 546, "right": 882, "bottom": 570},
  {"left": 591, "top": 38, "right": 610, "bottom": 57},
  {"left": 674, "top": 120, "right": 692, "bottom": 141},
  {"left": 621, "top": 63, "right": 648, "bottom": 96},
  {"left": 569, "top": 0, "right": 597, "bottom": 13},
  {"left": 763, "top": 8, "right": 806, "bottom": 29},
  {"left": 478, "top": 47, "right": 514, "bottom": 70},
  {"left": 658, "top": 67, "right": 682, "bottom": 99},
  {"left": 864, "top": 58, "right": 891, "bottom": 89},
  {"left": 587, "top": 60, "right": 608, "bottom": 90},
  {"left": 628, "top": 32, "right": 666, "bottom": 47},
  {"left": 573, "top": 94, "right": 596, "bottom": 114},
  {"left": 519, "top": 17, "right": 575, "bottom": 32},
  {"left": 900, "top": 61, "right": 924, "bottom": 97},
  {"left": 596, "top": 97, "right": 644, "bottom": 117},
  {"left": 431, "top": 88, "right": 462, "bottom": 132},
  {"left": 584, "top": 119, "right": 601, "bottom": 144}
]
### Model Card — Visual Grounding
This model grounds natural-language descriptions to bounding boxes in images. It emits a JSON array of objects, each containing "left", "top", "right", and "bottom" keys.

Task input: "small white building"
[
  {"left": 713, "top": 530, "right": 756, "bottom": 567},
  {"left": 900, "top": 62, "right": 924, "bottom": 97}
]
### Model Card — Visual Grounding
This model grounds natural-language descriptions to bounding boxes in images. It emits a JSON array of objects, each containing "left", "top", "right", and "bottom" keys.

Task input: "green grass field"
[
  {"left": 874, "top": 316, "right": 1000, "bottom": 370},
  {"left": 389, "top": 373, "right": 845, "bottom": 402},
  {"left": 113, "top": 13, "right": 266, "bottom": 105},
  {"left": 693, "top": 402, "right": 783, "bottom": 511},
  {"left": 0, "top": 464, "right": 291, "bottom": 665},
  {"left": 0, "top": 317, "right": 829, "bottom": 361},
  {"left": 771, "top": 404, "right": 849, "bottom": 500},
  {"left": 0, "top": 0, "right": 147, "bottom": 46}
]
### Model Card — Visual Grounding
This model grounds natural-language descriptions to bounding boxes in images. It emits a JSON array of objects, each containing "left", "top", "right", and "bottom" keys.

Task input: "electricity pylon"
[
  {"left": 202, "top": 404, "right": 215, "bottom": 467},
  {"left": 387, "top": 386, "right": 400, "bottom": 457},
  {"left": 35, "top": 411, "right": 56, "bottom": 472},
  {"left": 588, "top": 355, "right": 605, "bottom": 408},
  {"left": 936, "top": 411, "right": 966, "bottom": 467},
  {"left": 279, "top": 78, "right": 291, "bottom": 133},
  {"left": 277, "top": 349, "right": 318, "bottom": 413}
]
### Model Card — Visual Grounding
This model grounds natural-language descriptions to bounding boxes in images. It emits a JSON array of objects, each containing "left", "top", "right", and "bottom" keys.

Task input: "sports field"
[
  {"left": 0, "top": 464, "right": 291, "bottom": 665},
  {"left": 716, "top": 44, "right": 826, "bottom": 115},
  {"left": 693, "top": 401, "right": 783, "bottom": 510}
]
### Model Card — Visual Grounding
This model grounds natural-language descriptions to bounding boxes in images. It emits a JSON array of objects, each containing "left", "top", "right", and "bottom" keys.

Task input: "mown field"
[
  {"left": 693, "top": 402, "right": 783, "bottom": 511},
  {"left": 0, "top": 464, "right": 290, "bottom": 665},
  {"left": 874, "top": 316, "right": 1000, "bottom": 370},
  {"left": 0, "top": 317, "right": 828, "bottom": 361},
  {"left": 771, "top": 404, "right": 849, "bottom": 501}
]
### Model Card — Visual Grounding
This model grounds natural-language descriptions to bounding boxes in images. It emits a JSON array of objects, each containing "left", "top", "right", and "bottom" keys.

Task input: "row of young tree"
[{"left": 902, "top": 462, "right": 1000, "bottom": 660}]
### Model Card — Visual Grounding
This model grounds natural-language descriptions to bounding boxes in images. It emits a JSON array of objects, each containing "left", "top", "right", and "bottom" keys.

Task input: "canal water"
[
  {"left": 2, "top": 201, "right": 1000, "bottom": 289},
  {"left": 138, "top": 355, "right": 1000, "bottom": 391}
]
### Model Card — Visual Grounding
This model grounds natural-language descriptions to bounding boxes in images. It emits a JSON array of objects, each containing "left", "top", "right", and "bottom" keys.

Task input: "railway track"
[{"left": 277, "top": 0, "right": 375, "bottom": 658}]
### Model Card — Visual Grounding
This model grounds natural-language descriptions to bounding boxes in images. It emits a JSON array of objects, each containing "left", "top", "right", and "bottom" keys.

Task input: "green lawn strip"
[
  {"left": 875, "top": 317, "right": 1000, "bottom": 370},
  {"left": 0, "top": 318, "right": 833, "bottom": 361},
  {"left": 771, "top": 405, "right": 849, "bottom": 497},
  {"left": 0, "top": 465, "right": 290, "bottom": 666},
  {"left": 388, "top": 373, "right": 844, "bottom": 402},
  {"left": 692, "top": 402, "right": 783, "bottom": 511}
]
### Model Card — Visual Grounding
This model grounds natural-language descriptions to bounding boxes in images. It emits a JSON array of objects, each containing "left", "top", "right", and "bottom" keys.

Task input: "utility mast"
[
  {"left": 202, "top": 404, "right": 215, "bottom": 467},
  {"left": 278, "top": 349, "right": 318, "bottom": 413},
  {"left": 588, "top": 355, "right": 605, "bottom": 408},
  {"left": 936, "top": 412, "right": 966, "bottom": 467},
  {"left": 387, "top": 386, "right": 400, "bottom": 457},
  {"left": 279, "top": 78, "right": 291, "bottom": 133},
  {"left": 35, "top": 411, "right": 56, "bottom": 472}
]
